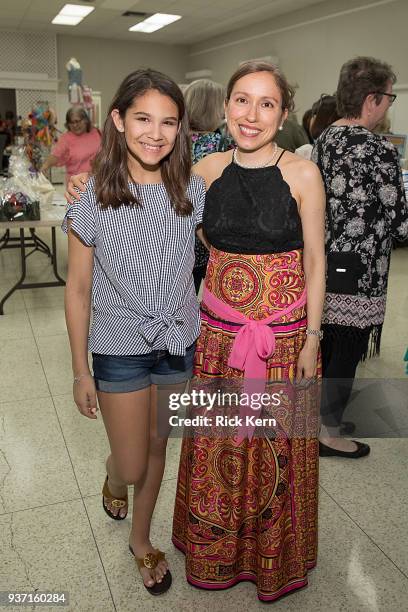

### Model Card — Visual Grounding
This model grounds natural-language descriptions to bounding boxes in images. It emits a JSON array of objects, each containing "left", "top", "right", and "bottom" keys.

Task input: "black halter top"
[{"left": 203, "top": 150, "right": 303, "bottom": 255}]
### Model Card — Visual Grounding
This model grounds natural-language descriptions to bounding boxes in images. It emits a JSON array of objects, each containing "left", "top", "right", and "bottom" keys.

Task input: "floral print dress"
[{"left": 312, "top": 125, "right": 408, "bottom": 343}]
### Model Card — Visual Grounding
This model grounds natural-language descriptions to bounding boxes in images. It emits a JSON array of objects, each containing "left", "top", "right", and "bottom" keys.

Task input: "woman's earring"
[{"left": 278, "top": 125, "right": 284, "bottom": 131}]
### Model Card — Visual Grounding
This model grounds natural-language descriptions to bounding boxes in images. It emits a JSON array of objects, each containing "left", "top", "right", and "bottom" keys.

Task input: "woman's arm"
[
  {"left": 65, "top": 223, "right": 97, "bottom": 418},
  {"left": 40, "top": 154, "right": 59, "bottom": 173},
  {"left": 379, "top": 145, "right": 408, "bottom": 240},
  {"left": 296, "top": 161, "right": 326, "bottom": 381},
  {"left": 196, "top": 226, "right": 210, "bottom": 249}
]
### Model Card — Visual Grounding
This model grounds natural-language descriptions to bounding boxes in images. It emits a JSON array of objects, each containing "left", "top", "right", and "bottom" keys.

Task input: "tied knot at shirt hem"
[{"left": 138, "top": 311, "right": 186, "bottom": 356}]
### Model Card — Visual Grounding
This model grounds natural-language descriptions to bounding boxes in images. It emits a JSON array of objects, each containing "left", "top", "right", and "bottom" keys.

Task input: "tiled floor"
[{"left": 0, "top": 226, "right": 407, "bottom": 612}]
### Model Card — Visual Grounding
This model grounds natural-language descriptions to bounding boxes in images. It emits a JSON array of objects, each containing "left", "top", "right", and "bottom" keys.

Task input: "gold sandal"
[
  {"left": 102, "top": 476, "right": 128, "bottom": 521},
  {"left": 129, "top": 546, "right": 172, "bottom": 595}
]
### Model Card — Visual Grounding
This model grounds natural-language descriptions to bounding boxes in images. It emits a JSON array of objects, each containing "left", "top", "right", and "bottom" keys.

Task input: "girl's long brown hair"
[{"left": 93, "top": 69, "right": 192, "bottom": 215}]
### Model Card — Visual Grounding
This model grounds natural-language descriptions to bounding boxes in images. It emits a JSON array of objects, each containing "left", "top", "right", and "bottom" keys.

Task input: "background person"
[
  {"left": 309, "top": 94, "right": 340, "bottom": 140},
  {"left": 302, "top": 108, "right": 314, "bottom": 143},
  {"left": 41, "top": 106, "right": 101, "bottom": 184},
  {"left": 275, "top": 110, "right": 309, "bottom": 151},
  {"left": 184, "top": 79, "right": 234, "bottom": 292},
  {"left": 296, "top": 94, "right": 340, "bottom": 159},
  {"left": 312, "top": 56, "right": 408, "bottom": 458}
]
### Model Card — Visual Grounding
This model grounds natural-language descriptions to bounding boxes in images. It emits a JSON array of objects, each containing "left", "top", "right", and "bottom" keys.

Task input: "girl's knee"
[
  {"left": 116, "top": 464, "right": 147, "bottom": 486},
  {"left": 149, "top": 436, "right": 168, "bottom": 456}
]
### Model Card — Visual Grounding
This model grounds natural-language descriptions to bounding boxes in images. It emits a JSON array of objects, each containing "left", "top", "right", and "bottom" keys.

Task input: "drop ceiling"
[{"left": 1, "top": 0, "right": 329, "bottom": 45}]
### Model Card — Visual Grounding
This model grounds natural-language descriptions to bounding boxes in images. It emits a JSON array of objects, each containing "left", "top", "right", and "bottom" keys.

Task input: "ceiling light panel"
[
  {"left": 129, "top": 13, "right": 181, "bottom": 33},
  {"left": 52, "top": 15, "right": 83, "bottom": 25},
  {"left": 129, "top": 22, "right": 162, "bottom": 33},
  {"left": 52, "top": 3, "right": 95, "bottom": 26},
  {"left": 60, "top": 4, "right": 95, "bottom": 17},
  {"left": 144, "top": 14, "right": 181, "bottom": 26}
]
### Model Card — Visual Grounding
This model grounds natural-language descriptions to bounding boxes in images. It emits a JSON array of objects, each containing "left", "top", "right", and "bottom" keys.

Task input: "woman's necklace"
[{"left": 233, "top": 142, "right": 278, "bottom": 168}]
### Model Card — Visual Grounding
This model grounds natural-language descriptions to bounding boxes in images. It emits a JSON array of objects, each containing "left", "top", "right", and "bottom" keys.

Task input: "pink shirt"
[{"left": 52, "top": 127, "right": 101, "bottom": 181}]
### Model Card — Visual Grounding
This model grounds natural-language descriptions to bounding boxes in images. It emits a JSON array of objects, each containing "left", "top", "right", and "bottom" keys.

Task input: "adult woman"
[
  {"left": 184, "top": 79, "right": 234, "bottom": 292},
  {"left": 41, "top": 106, "right": 101, "bottom": 183},
  {"left": 173, "top": 61, "right": 326, "bottom": 602},
  {"left": 309, "top": 94, "right": 340, "bottom": 141},
  {"left": 312, "top": 57, "right": 408, "bottom": 457},
  {"left": 296, "top": 95, "right": 339, "bottom": 160},
  {"left": 302, "top": 108, "right": 313, "bottom": 143}
]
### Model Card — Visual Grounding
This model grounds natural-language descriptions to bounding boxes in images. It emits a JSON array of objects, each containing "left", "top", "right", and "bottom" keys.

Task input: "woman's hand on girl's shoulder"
[
  {"left": 65, "top": 172, "right": 90, "bottom": 204},
  {"left": 193, "top": 150, "right": 233, "bottom": 190}
]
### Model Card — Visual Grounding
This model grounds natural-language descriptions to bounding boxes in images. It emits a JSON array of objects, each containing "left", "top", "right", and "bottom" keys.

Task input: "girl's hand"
[
  {"left": 295, "top": 337, "right": 319, "bottom": 384},
  {"left": 64, "top": 172, "right": 90, "bottom": 204},
  {"left": 73, "top": 374, "right": 98, "bottom": 419}
]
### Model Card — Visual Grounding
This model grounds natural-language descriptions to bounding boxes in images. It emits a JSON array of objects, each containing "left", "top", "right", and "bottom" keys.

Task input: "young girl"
[{"left": 63, "top": 69, "right": 205, "bottom": 596}]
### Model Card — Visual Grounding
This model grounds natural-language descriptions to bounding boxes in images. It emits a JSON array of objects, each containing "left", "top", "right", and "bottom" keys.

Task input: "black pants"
[{"left": 320, "top": 324, "right": 371, "bottom": 430}]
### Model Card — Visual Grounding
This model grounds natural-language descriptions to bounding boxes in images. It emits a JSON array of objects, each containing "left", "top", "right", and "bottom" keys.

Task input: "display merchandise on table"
[{"left": 0, "top": 147, "right": 54, "bottom": 222}]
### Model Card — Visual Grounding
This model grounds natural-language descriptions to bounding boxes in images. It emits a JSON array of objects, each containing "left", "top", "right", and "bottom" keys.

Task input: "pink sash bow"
[{"left": 202, "top": 286, "right": 307, "bottom": 441}]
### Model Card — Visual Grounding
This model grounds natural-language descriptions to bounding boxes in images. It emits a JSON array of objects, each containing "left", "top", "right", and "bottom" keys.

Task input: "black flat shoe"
[
  {"left": 319, "top": 440, "right": 370, "bottom": 458},
  {"left": 340, "top": 421, "right": 356, "bottom": 435}
]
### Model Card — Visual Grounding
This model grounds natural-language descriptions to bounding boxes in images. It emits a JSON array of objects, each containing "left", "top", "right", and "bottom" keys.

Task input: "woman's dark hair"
[
  {"left": 310, "top": 94, "right": 340, "bottom": 140},
  {"left": 302, "top": 108, "right": 313, "bottom": 143},
  {"left": 336, "top": 56, "right": 396, "bottom": 119},
  {"left": 65, "top": 107, "right": 91, "bottom": 132},
  {"left": 93, "top": 69, "right": 192, "bottom": 215},
  {"left": 226, "top": 61, "right": 295, "bottom": 112}
]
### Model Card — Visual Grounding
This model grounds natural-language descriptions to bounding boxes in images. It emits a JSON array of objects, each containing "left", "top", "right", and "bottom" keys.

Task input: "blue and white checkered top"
[{"left": 62, "top": 175, "right": 206, "bottom": 356}]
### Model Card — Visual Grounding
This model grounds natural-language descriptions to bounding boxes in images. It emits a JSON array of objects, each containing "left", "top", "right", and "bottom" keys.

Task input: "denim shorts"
[{"left": 92, "top": 343, "right": 195, "bottom": 393}]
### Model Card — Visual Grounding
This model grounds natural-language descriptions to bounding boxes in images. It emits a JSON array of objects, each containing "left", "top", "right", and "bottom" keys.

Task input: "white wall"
[
  {"left": 187, "top": 0, "right": 408, "bottom": 117},
  {"left": 57, "top": 35, "right": 189, "bottom": 122}
]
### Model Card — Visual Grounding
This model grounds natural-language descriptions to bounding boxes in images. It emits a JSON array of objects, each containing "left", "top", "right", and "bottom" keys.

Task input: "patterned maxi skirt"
[{"left": 172, "top": 247, "right": 320, "bottom": 602}]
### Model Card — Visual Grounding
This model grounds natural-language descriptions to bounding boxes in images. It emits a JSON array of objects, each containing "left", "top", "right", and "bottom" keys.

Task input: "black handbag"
[
  {"left": 326, "top": 250, "right": 364, "bottom": 295},
  {"left": 317, "top": 137, "right": 365, "bottom": 296}
]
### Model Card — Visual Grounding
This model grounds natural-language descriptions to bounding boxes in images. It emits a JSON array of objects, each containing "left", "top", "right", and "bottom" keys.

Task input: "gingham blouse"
[{"left": 63, "top": 175, "right": 206, "bottom": 356}]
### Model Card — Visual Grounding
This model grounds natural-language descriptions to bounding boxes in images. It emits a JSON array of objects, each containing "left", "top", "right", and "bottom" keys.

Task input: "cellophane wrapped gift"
[
  {"left": 0, "top": 177, "right": 40, "bottom": 222},
  {"left": 0, "top": 147, "right": 53, "bottom": 221}
]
